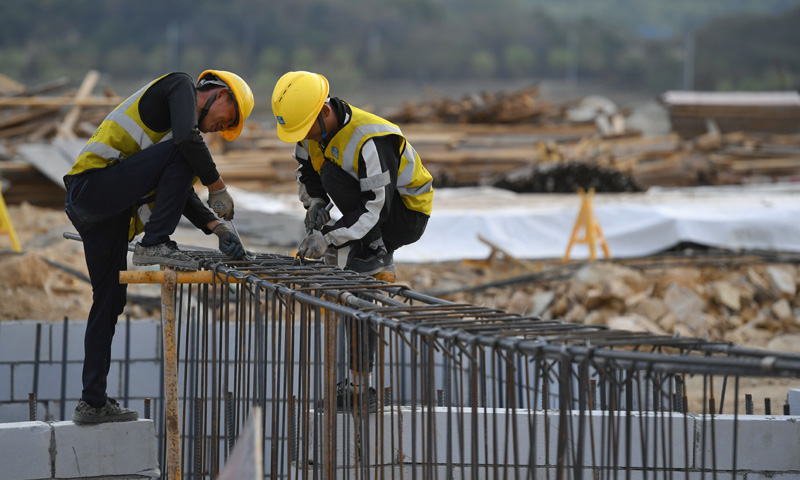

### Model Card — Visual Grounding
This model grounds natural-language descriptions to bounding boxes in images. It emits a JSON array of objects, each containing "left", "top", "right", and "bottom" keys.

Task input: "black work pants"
[
  {"left": 318, "top": 160, "right": 429, "bottom": 255},
  {"left": 64, "top": 141, "right": 194, "bottom": 406},
  {"left": 318, "top": 161, "right": 429, "bottom": 374}
]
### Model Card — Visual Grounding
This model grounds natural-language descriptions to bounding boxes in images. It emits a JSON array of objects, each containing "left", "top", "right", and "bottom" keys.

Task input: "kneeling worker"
[
  {"left": 271, "top": 71, "right": 434, "bottom": 410},
  {"left": 271, "top": 70, "right": 433, "bottom": 282}
]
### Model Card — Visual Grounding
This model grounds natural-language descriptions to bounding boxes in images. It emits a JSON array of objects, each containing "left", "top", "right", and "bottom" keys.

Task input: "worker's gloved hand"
[
  {"left": 298, "top": 230, "right": 328, "bottom": 260},
  {"left": 208, "top": 186, "right": 235, "bottom": 221},
  {"left": 213, "top": 224, "right": 245, "bottom": 260},
  {"left": 304, "top": 198, "right": 331, "bottom": 232}
]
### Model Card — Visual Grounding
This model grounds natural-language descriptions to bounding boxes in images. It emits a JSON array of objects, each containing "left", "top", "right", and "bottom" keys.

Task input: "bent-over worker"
[{"left": 63, "top": 70, "right": 254, "bottom": 424}]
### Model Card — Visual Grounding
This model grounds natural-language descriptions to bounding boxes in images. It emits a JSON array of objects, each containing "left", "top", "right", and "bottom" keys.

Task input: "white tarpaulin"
[{"left": 235, "top": 183, "right": 800, "bottom": 263}]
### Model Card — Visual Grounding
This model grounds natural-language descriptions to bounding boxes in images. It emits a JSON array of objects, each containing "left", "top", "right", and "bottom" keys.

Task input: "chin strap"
[
  {"left": 316, "top": 112, "right": 328, "bottom": 140},
  {"left": 198, "top": 94, "right": 217, "bottom": 126}
]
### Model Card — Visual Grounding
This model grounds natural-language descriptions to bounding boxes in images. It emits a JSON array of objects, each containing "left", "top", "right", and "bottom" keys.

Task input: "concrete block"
[
  {"left": 16, "top": 363, "right": 75, "bottom": 401},
  {"left": 695, "top": 414, "right": 800, "bottom": 471},
  {"left": 302, "top": 410, "right": 394, "bottom": 466},
  {"left": 45, "top": 400, "right": 68, "bottom": 422},
  {"left": 50, "top": 319, "right": 89, "bottom": 363},
  {"left": 125, "top": 360, "right": 162, "bottom": 398},
  {"left": 0, "top": 402, "right": 34, "bottom": 423},
  {"left": 0, "top": 421, "right": 53, "bottom": 480},
  {"left": 103, "top": 361, "right": 123, "bottom": 399},
  {"left": 0, "top": 320, "right": 51, "bottom": 362},
  {"left": 569, "top": 410, "right": 693, "bottom": 469},
  {"left": 13, "top": 362, "right": 81, "bottom": 403},
  {"left": 0, "top": 363, "right": 12, "bottom": 401},
  {"left": 53, "top": 419, "right": 160, "bottom": 478},
  {"left": 12, "top": 364, "right": 34, "bottom": 401},
  {"left": 111, "top": 319, "right": 161, "bottom": 361},
  {"left": 787, "top": 389, "right": 800, "bottom": 416},
  {"left": 397, "top": 406, "right": 552, "bottom": 466}
]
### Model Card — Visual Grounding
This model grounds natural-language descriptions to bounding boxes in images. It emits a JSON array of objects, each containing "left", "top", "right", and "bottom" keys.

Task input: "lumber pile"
[
  {"left": 0, "top": 70, "right": 121, "bottom": 145},
  {"left": 662, "top": 91, "right": 800, "bottom": 139},
  {"left": 0, "top": 71, "right": 122, "bottom": 207},
  {"left": 4, "top": 72, "right": 800, "bottom": 208},
  {"left": 385, "top": 85, "right": 570, "bottom": 125}
]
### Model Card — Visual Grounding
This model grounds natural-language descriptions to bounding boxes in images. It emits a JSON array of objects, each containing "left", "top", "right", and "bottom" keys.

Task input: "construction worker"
[
  {"left": 63, "top": 70, "right": 254, "bottom": 424},
  {"left": 271, "top": 71, "right": 434, "bottom": 410}
]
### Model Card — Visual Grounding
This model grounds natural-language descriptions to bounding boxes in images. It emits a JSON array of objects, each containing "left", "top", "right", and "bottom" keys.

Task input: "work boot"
[
  {"left": 316, "top": 380, "right": 378, "bottom": 413},
  {"left": 132, "top": 240, "right": 199, "bottom": 271},
  {"left": 72, "top": 398, "right": 139, "bottom": 424},
  {"left": 346, "top": 245, "right": 393, "bottom": 276}
]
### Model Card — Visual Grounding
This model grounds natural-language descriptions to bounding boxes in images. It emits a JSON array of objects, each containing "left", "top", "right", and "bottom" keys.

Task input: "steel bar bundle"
[{"left": 121, "top": 251, "right": 800, "bottom": 479}]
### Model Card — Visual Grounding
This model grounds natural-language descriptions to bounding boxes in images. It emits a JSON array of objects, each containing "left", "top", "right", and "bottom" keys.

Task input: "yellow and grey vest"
[
  {"left": 301, "top": 106, "right": 433, "bottom": 216},
  {"left": 67, "top": 74, "right": 176, "bottom": 239}
]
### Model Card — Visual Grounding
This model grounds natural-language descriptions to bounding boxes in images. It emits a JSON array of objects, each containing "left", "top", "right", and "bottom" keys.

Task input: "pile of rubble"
[{"left": 398, "top": 254, "right": 800, "bottom": 351}]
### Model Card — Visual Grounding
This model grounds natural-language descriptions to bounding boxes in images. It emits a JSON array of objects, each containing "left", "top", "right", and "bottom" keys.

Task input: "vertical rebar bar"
[
  {"left": 32, "top": 323, "right": 41, "bottom": 398},
  {"left": 124, "top": 314, "right": 131, "bottom": 408},
  {"left": 59, "top": 316, "right": 68, "bottom": 421},
  {"left": 145, "top": 398, "right": 151, "bottom": 420},
  {"left": 28, "top": 392, "right": 36, "bottom": 421},
  {"left": 225, "top": 391, "right": 234, "bottom": 455}
]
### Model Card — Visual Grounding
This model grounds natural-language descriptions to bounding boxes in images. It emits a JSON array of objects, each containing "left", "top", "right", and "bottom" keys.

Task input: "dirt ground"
[{"left": 2, "top": 202, "right": 800, "bottom": 414}]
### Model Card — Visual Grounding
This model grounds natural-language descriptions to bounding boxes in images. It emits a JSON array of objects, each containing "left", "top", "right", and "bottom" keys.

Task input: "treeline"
[{"left": 0, "top": 0, "right": 798, "bottom": 98}]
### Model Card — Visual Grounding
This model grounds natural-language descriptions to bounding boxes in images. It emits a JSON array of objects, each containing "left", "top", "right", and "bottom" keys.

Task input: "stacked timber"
[
  {"left": 385, "top": 85, "right": 568, "bottom": 125},
  {"left": 661, "top": 91, "right": 800, "bottom": 139},
  {"left": 0, "top": 71, "right": 122, "bottom": 207},
  {"left": 0, "top": 71, "right": 121, "bottom": 145},
  {"left": 5, "top": 72, "right": 800, "bottom": 207}
]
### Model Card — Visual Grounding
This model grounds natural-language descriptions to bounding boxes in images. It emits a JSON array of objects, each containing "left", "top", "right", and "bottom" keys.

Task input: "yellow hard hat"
[
  {"left": 271, "top": 71, "right": 329, "bottom": 143},
  {"left": 198, "top": 70, "right": 255, "bottom": 141}
]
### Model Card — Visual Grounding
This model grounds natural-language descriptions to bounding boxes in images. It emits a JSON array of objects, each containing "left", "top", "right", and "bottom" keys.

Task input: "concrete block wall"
[
  {"left": 0, "top": 319, "right": 162, "bottom": 423},
  {"left": 300, "top": 408, "right": 800, "bottom": 478},
  {"left": 0, "top": 419, "right": 159, "bottom": 480}
]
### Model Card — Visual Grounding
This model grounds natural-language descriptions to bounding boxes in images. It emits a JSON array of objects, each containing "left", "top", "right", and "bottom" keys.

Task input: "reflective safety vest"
[
  {"left": 301, "top": 105, "right": 433, "bottom": 216},
  {"left": 66, "top": 74, "right": 177, "bottom": 240}
]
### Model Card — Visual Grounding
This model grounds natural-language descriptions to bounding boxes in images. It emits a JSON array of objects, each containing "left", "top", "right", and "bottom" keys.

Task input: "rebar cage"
[{"left": 134, "top": 250, "right": 800, "bottom": 480}]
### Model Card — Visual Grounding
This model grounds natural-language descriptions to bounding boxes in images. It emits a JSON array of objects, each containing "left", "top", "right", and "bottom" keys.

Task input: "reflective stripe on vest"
[
  {"left": 67, "top": 74, "right": 174, "bottom": 175},
  {"left": 306, "top": 106, "right": 433, "bottom": 216}
]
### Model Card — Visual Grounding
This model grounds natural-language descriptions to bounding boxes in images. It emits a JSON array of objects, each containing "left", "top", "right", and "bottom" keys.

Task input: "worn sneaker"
[
  {"left": 72, "top": 398, "right": 139, "bottom": 424},
  {"left": 346, "top": 245, "right": 394, "bottom": 276},
  {"left": 316, "top": 381, "right": 378, "bottom": 413},
  {"left": 132, "top": 240, "right": 199, "bottom": 271}
]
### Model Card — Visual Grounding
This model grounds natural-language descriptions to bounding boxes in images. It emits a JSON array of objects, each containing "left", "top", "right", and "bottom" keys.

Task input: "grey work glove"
[
  {"left": 297, "top": 230, "right": 328, "bottom": 260},
  {"left": 304, "top": 198, "right": 331, "bottom": 232},
  {"left": 208, "top": 186, "right": 235, "bottom": 221},
  {"left": 213, "top": 224, "right": 245, "bottom": 260}
]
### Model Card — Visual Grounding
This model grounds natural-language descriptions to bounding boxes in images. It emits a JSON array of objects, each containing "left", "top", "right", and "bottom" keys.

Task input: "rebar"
[{"left": 115, "top": 249, "right": 800, "bottom": 479}]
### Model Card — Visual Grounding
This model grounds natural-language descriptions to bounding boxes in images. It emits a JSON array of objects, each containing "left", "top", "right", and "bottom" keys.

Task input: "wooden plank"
[
  {"left": 0, "top": 96, "right": 122, "bottom": 107},
  {"left": 0, "top": 106, "right": 61, "bottom": 130},
  {"left": 56, "top": 70, "right": 100, "bottom": 140}
]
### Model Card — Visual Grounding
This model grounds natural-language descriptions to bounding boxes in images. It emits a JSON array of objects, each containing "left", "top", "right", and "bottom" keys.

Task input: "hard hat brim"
[
  {"left": 199, "top": 70, "right": 253, "bottom": 142},
  {"left": 273, "top": 72, "right": 329, "bottom": 143}
]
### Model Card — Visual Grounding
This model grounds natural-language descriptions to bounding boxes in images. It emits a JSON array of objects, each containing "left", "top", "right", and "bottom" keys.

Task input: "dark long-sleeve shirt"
[{"left": 138, "top": 73, "right": 219, "bottom": 232}]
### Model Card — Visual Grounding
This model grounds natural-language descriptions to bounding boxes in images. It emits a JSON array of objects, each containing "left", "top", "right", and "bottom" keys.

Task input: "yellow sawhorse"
[
  {"left": 563, "top": 187, "right": 610, "bottom": 262},
  {"left": 0, "top": 184, "right": 22, "bottom": 252}
]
